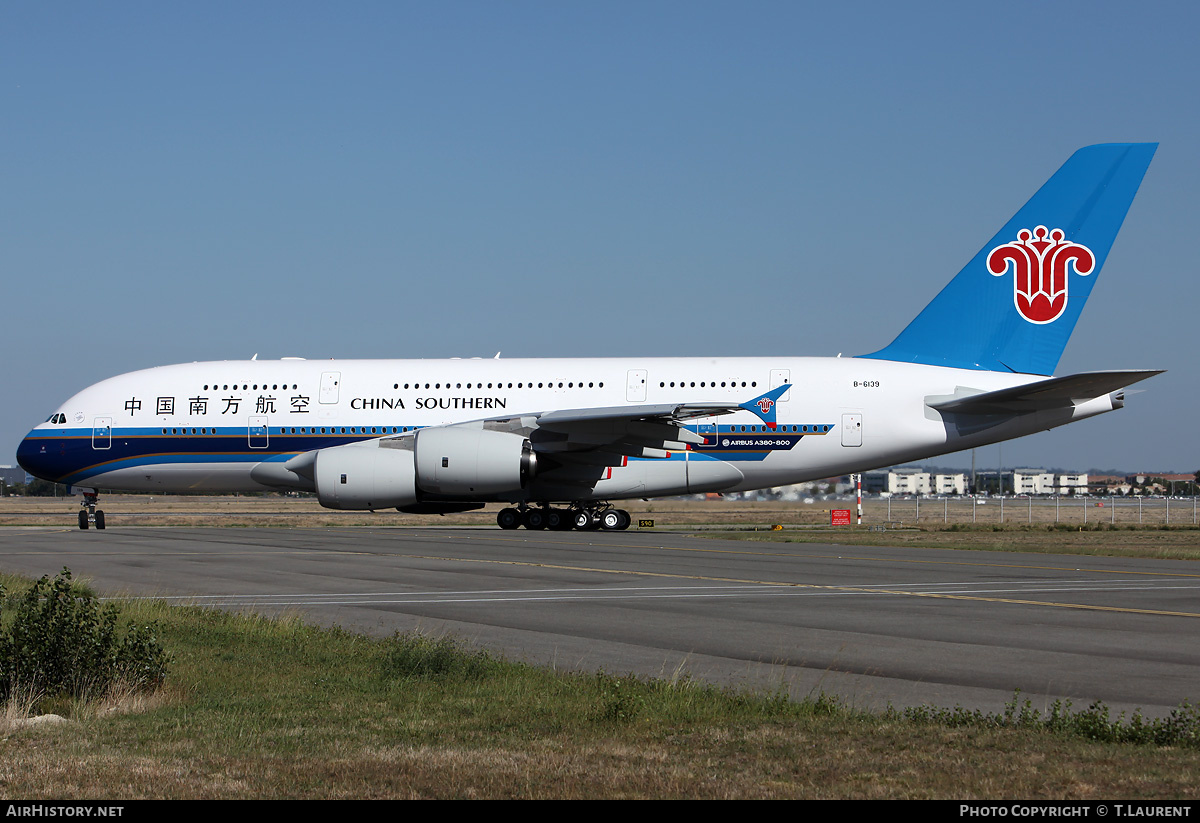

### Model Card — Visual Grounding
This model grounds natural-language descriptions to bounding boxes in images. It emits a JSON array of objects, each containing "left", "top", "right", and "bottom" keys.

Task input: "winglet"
[{"left": 740, "top": 384, "right": 791, "bottom": 429}]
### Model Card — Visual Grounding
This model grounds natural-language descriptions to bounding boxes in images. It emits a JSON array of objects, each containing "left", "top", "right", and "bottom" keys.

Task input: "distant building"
[
  {"left": 1057, "top": 473, "right": 1089, "bottom": 495},
  {"left": 1012, "top": 469, "right": 1055, "bottom": 495},
  {"left": 932, "top": 473, "right": 967, "bottom": 495},
  {"left": 863, "top": 469, "right": 965, "bottom": 496},
  {"left": 1128, "top": 473, "right": 1195, "bottom": 492},
  {"left": 863, "top": 469, "right": 925, "bottom": 495},
  {"left": 970, "top": 468, "right": 1094, "bottom": 495},
  {"left": 867, "top": 466, "right": 1100, "bottom": 496}
]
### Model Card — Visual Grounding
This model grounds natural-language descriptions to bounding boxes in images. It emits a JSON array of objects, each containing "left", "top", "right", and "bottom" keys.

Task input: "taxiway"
[{"left": 1, "top": 526, "right": 1197, "bottom": 716}]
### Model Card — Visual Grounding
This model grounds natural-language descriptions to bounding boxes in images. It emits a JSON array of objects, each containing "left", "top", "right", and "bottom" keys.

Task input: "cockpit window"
[{"left": 47, "top": 413, "right": 67, "bottom": 424}]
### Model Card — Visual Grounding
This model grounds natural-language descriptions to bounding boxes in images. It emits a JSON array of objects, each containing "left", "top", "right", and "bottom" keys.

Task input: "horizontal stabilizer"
[{"left": 928, "top": 370, "right": 1163, "bottom": 415}]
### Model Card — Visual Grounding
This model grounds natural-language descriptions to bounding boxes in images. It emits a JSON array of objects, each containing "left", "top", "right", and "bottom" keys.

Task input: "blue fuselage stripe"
[{"left": 19, "top": 423, "right": 834, "bottom": 484}]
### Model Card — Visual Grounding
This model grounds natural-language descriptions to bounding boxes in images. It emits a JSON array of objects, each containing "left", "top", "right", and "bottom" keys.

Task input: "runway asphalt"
[{"left": 1, "top": 524, "right": 1198, "bottom": 717}]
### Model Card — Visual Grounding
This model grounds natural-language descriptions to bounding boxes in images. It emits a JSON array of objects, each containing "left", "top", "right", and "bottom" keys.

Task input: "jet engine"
[
  {"left": 313, "top": 427, "right": 537, "bottom": 510},
  {"left": 413, "top": 427, "right": 537, "bottom": 495},
  {"left": 314, "top": 442, "right": 419, "bottom": 510}
]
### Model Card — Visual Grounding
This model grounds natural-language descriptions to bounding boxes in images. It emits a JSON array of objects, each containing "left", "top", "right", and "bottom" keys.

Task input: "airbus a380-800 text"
[{"left": 18, "top": 144, "right": 1161, "bottom": 532}]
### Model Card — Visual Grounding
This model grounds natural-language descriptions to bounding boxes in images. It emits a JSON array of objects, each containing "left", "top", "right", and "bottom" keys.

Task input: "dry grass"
[
  {"left": 718, "top": 522, "right": 1200, "bottom": 559},
  {"left": 2, "top": 495, "right": 1197, "bottom": 559},
  {"left": 3, "top": 493, "right": 1197, "bottom": 527},
  {"left": 1, "top": 686, "right": 48, "bottom": 734},
  {"left": 3, "top": 709, "right": 1198, "bottom": 798}
]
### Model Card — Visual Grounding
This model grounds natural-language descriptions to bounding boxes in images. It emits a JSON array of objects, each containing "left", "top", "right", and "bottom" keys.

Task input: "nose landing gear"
[{"left": 78, "top": 491, "right": 105, "bottom": 530}]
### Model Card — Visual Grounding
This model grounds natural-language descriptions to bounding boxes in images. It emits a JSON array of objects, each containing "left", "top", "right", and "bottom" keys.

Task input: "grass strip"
[{"left": 1, "top": 571, "right": 1199, "bottom": 798}]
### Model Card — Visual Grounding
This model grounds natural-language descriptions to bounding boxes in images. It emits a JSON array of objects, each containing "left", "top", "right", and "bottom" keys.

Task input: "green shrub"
[
  {"left": 891, "top": 689, "right": 1200, "bottom": 748},
  {"left": 0, "top": 568, "right": 169, "bottom": 703},
  {"left": 381, "top": 632, "right": 497, "bottom": 682},
  {"left": 593, "top": 671, "right": 647, "bottom": 723}
]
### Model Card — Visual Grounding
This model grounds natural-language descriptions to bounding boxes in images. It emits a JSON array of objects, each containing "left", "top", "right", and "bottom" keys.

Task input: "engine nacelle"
[
  {"left": 414, "top": 427, "right": 536, "bottom": 496},
  {"left": 314, "top": 442, "right": 419, "bottom": 510}
]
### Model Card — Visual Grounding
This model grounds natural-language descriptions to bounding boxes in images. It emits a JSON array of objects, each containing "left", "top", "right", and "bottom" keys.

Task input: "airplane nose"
[{"left": 16, "top": 431, "right": 57, "bottom": 482}]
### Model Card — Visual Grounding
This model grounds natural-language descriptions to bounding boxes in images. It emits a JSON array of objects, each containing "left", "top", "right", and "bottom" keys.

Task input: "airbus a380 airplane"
[{"left": 19, "top": 144, "right": 1161, "bottom": 532}]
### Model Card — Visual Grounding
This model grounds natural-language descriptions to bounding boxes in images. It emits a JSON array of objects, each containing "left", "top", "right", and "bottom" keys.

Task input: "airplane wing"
[
  {"left": 459, "top": 383, "right": 793, "bottom": 465},
  {"left": 530, "top": 404, "right": 717, "bottom": 462},
  {"left": 927, "top": 370, "right": 1163, "bottom": 415}
]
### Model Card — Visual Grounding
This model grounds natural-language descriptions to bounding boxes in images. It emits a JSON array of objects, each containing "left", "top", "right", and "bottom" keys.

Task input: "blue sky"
[{"left": 3, "top": 1, "right": 1197, "bottom": 474}]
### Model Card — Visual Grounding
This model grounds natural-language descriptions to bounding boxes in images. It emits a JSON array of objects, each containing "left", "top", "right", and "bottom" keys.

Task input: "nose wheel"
[{"left": 78, "top": 492, "right": 106, "bottom": 530}]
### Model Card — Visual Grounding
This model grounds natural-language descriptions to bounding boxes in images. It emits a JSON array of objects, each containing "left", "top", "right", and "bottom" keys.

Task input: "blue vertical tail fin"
[{"left": 860, "top": 143, "right": 1156, "bottom": 376}]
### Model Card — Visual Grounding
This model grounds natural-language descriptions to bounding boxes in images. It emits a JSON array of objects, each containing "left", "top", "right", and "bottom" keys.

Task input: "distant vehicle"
[{"left": 18, "top": 144, "right": 1162, "bottom": 531}]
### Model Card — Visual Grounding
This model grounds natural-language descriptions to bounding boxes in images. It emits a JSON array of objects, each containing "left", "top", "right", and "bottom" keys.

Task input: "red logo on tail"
[
  {"left": 987, "top": 226, "right": 1095, "bottom": 324},
  {"left": 757, "top": 398, "right": 774, "bottom": 415}
]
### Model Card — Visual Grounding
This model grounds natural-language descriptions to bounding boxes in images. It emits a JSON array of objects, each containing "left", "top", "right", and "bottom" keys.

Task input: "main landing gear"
[
  {"left": 78, "top": 491, "right": 106, "bottom": 530},
  {"left": 497, "top": 505, "right": 632, "bottom": 531}
]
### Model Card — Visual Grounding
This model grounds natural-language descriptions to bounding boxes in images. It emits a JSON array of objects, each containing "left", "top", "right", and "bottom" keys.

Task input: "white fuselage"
[{"left": 18, "top": 355, "right": 1114, "bottom": 502}]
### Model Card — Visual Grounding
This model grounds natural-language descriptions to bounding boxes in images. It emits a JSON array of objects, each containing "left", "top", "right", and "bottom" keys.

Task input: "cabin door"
[
  {"left": 91, "top": 417, "right": 112, "bottom": 450},
  {"left": 248, "top": 416, "right": 269, "bottom": 449}
]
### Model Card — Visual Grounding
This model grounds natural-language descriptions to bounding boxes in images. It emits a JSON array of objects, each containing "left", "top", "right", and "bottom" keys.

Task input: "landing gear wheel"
[
  {"left": 523, "top": 509, "right": 547, "bottom": 530},
  {"left": 571, "top": 509, "right": 594, "bottom": 531},
  {"left": 600, "top": 509, "right": 624, "bottom": 531},
  {"left": 546, "top": 509, "right": 572, "bottom": 530},
  {"left": 79, "top": 491, "right": 102, "bottom": 531},
  {"left": 497, "top": 508, "right": 521, "bottom": 530},
  {"left": 613, "top": 509, "right": 631, "bottom": 530}
]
